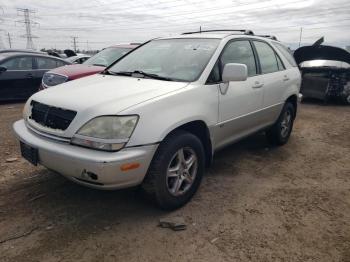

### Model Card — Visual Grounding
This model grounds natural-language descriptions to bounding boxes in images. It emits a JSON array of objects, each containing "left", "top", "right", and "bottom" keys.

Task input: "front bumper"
[{"left": 13, "top": 120, "right": 158, "bottom": 190}]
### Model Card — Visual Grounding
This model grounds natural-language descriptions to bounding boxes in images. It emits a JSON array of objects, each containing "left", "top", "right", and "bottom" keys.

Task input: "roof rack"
[
  {"left": 182, "top": 29, "right": 254, "bottom": 35},
  {"left": 256, "top": 35, "right": 278, "bottom": 41}
]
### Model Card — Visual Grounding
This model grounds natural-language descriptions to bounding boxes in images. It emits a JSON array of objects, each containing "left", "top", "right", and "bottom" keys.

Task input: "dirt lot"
[{"left": 0, "top": 101, "right": 349, "bottom": 262}]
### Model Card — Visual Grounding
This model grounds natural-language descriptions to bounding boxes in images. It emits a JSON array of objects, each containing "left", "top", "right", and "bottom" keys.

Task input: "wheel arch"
[
  {"left": 161, "top": 120, "right": 213, "bottom": 167},
  {"left": 286, "top": 94, "right": 298, "bottom": 118}
]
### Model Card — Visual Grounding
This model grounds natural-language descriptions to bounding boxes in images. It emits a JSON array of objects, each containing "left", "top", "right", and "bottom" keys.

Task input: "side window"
[
  {"left": 56, "top": 60, "right": 67, "bottom": 67},
  {"left": 37, "top": 57, "right": 61, "bottom": 69},
  {"left": 221, "top": 40, "right": 257, "bottom": 77},
  {"left": 272, "top": 42, "right": 298, "bottom": 67},
  {"left": 254, "top": 41, "right": 279, "bottom": 74},
  {"left": 207, "top": 61, "right": 220, "bottom": 83},
  {"left": 0, "top": 57, "right": 33, "bottom": 70},
  {"left": 80, "top": 57, "right": 89, "bottom": 63}
]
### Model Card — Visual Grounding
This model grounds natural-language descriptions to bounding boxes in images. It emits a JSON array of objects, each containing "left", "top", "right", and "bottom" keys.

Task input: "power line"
[
  {"left": 1, "top": 1, "right": 349, "bottom": 49},
  {"left": 16, "top": 8, "right": 39, "bottom": 50},
  {"left": 36, "top": 3, "right": 350, "bottom": 32}
]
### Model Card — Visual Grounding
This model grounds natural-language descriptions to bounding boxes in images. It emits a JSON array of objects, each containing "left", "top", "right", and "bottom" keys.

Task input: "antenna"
[{"left": 16, "top": 8, "right": 39, "bottom": 50}]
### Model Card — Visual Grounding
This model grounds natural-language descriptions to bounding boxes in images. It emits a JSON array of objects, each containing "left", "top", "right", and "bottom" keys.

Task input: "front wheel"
[
  {"left": 266, "top": 102, "right": 295, "bottom": 146},
  {"left": 142, "top": 130, "right": 205, "bottom": 210}
]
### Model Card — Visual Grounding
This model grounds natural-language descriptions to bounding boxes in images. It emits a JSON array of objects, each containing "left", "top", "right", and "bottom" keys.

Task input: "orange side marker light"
[{"left": 120, "top": 162, "right": 140, "bottom": 171}]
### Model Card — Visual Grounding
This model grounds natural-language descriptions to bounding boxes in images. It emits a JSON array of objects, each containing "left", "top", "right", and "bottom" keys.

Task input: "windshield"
[
  {"left": 108, "top": 38, "right": 220, "bottom": 82},
  {"left": 84, "top": 47, "right": 132, "bottom": 67}
]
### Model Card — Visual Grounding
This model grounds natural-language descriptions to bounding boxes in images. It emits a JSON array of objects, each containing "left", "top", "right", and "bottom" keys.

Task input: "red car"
[{"left": 40, "top": 44, "right": 138, "bottom": 89}]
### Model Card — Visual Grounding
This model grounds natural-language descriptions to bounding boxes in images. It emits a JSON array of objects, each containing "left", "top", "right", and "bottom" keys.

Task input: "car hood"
[
  {"left": 28, "top": 74, "right": 190, "bottom": 136},
  {"left": 48, "top": 64, "right": 105, "bottom": 80},
  {"left": 294, "top": 45, "right": 350, "bottom": 65}
]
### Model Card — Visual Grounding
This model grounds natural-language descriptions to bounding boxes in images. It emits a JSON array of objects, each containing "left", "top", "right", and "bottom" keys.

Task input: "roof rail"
[
  {"left": 256, "top": 35, "right": 278, "bottom": 41},
  {"left": 182, "top": 29, "right": 254, "bottom": 35}
]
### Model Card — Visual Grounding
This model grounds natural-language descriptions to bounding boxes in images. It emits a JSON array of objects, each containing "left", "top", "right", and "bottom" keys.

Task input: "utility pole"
[
  {"left": 0, "top": 35, "right": 4, "bottom": 49},
  {"left": 7, "top": 32, "right": 12, "bottom": 48},
  {"left": 298, "top": 27, "right": 303, "bottom": 48},
  {"left": 16, "top": 8, "right": 39, "bottom": 50},
  {"left": 71, "top": 36, "right": 78, "bottom": 52},
  {"left": 0, "top": 29, "right": 5, "bottom": 49},
  {"left": 0, "top": 7, "right": 5, "bottom": 49}
]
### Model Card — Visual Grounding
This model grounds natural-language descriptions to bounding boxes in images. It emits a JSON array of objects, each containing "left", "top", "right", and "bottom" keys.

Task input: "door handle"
[
  {"left": 283, "top": 75, "right": 290, "bottom": 81},
  {"left": 26, "top": 73, "right": 34, "bottom": 78},
  {"left": 252, "top": 81, "right": 264, "bottom": 88}
]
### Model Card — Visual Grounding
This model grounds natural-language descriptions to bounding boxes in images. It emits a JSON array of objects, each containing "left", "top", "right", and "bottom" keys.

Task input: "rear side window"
[
  {"left": 36, "top": 57, "right": 64, "bottom": 69},
  {"left": 56, "top": 60, "right": 67, "bottom": 67},
  {"left": 272, "top": 42, "right": 298, "bottom": 67},
  {"left": 221, "top": 40, "right": 257, "bottom": 77},
  {"left": 0, "top": 56, "right": 33, "bottom": 70},
  {"left": 253, "top": 41, "right": 280, "bottom": 74}
]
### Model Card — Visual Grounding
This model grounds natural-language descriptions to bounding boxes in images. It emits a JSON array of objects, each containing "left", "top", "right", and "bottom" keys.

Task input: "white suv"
[{"left": 14, "top": 30, "right": 301, "bottom": 209}]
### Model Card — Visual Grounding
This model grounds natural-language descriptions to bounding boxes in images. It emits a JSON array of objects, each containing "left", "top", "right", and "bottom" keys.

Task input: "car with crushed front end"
[
  {"left": 13, "top": 30, "right": 301, "bottom": 209},
  {"left": 294, "top": 38, "right": 350, "bottom": 104}
]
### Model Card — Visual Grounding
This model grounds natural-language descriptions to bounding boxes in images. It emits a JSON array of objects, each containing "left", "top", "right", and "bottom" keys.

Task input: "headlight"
[
  {"left": 71, "top": 115, "right": 138, "bottom": 151},
  {"left": 42, "top": 73, "right": 68, "bottom": 88}
]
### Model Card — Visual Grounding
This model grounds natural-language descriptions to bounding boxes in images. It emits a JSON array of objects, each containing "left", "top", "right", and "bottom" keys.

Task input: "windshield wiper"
[
  {"left": 92, "top": 63, "right": 106, "bottom": 67},
  {"left": 110, "top": 70, "right": 174, "bottom": 81},
  {"left": 101, "top": 69, "right": 117, "bottom": 75}
]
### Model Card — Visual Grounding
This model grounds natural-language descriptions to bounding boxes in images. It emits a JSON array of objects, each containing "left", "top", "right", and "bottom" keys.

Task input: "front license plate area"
[{"left": 20, "top": 141, "right": 38, "bottom": 166}]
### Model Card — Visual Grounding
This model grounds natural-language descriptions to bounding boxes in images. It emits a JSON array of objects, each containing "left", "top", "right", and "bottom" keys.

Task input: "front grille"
[{"left": 30, "top": 100, "right": 77, "bottom": 131}]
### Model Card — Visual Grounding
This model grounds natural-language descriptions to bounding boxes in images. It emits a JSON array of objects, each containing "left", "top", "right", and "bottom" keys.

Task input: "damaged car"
[{"left": 294, "top": 38, "right": 350, "bottom": 104}]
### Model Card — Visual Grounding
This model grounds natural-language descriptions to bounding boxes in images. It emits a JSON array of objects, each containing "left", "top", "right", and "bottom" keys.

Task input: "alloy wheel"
[{"left": 166, "top": 147, "right": 198, "bottom": 196}]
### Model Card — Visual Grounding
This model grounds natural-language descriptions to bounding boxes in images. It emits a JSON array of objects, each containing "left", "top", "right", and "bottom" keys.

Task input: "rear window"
[{"left": 272, "top": 42, "right": 298, "bottom": 67}]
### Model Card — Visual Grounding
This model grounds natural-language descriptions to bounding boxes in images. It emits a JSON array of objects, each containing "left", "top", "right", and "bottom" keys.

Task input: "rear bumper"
[{"left": 13, "top": 119, "right": 158, "bottom": 190}]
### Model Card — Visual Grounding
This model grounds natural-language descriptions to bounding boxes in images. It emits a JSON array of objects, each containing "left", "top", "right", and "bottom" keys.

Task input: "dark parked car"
[
  {"left": 294, "top": 38, "right": 350, "bottom": 104},
  {"left": 40, "top": 44, "right": 138, "bottom": 89},
  {"left": 0, "top": 49, "right": 47, "bottom": 55},
  {"left": 0, "top": 52, "right": 71, "bottom": 101}
]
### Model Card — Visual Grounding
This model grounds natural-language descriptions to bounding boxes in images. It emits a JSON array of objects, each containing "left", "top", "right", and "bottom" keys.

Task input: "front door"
[
  {"left": 211, "top": 40, "right": 264, "bottom": 149},
  {"left": 0, "top": 56, "right": 36, "bottom": 101}
]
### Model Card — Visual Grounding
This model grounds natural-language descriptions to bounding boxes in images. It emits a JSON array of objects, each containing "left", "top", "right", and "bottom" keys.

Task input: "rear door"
[
  {"left": 252, "top": 40, "right": 286, "bottom": 124},
  {"left": 209, "top": 39, "right": 264, "bottom": 149},
  {"left": 0, "top": 56, "right": 36, "bottom": 100},
  {"left": 34, "top": 56, "right": 68, "bottom": 88}
]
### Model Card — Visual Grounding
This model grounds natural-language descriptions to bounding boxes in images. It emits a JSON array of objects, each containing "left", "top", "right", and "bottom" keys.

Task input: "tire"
[
  {"left": 142, "top": 130, "right": 205, "bottom": 210},
  {"left": 266, "top": 102, "right": 295, "bottom": 146},
  {"left": 341, "top": 94, "right": 350, "bottom": 105}
]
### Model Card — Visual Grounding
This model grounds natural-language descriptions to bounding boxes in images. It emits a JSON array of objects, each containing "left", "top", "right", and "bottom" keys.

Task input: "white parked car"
[
  {"left": 65, "top": 54, "right": 91, "bottom": 64},
  {"left": 14, "top": 30, "right": 301, "bottom": 209}
]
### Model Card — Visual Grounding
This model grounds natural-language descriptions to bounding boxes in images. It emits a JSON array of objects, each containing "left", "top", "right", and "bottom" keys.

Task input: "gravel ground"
[{"left": 0, "top": 101, "right": 349, "bottom": 262}]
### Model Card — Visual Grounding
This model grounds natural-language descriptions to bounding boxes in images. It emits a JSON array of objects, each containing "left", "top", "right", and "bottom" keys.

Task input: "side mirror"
[
  {"left": 0, "top": 66, "right": 7, "bottom": 74},
  {"left": 222, "top": 63, "right": 248, "bottom": 82}
]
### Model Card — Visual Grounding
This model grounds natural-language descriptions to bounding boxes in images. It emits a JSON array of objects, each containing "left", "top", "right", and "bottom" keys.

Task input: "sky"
[{"left": 0, "top": 0, "right": 350, "bottom": 50}]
